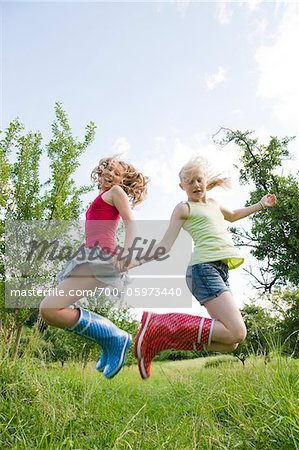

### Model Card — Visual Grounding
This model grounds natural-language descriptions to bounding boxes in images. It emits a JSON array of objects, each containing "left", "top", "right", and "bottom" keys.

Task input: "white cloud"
[
  {"left": 253, "top": 126, "right": 272, "bottom": 145},
  {"left": 175, "top": 0, "right": 191, "bottom": 18},
  {"left": 248, "top": 18, "right": 268, "bottom": 43},
  {"left": 243, "top": 0, "right": 263, "bottom": 12},
  {"left": 141, "top": 134, "right": 247, "bottom": 204},
  {"left": 205, "top": 66, "right": 227, "bottom": 90},
  {"left": 255, "top": 4, "right": 299, "bottom": 125},
  {"left": 110, "top": 137, "right": 131, "bottom": 158},
  {"left": 156, "top": 0, "right": 191, "bottom": 18},
  {"left": 215, "top": 2, "right": 233, "bottom": 25},
  {"left": 232, "top": 108, "right": 242, "bottom": 116},
  {"left": 142, "top": 137, "right": 196, "bottom": 196}
]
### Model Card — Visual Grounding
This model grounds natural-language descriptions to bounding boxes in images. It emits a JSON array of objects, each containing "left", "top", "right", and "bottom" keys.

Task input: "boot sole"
[
  {"left": 104, "top": 333, "right": 132, "bottom": 379},
  {"left": 134, "top": 312, "right": 153, "bottom": 380},
  {"left": 134, "top": 311, "right": 152, "bottom": 360},
  {"left": 138, "top": 357, "right": 149, "bottom": 380},
  {"left": 96, "top": 351, "right": 107, "bottom": 372}
]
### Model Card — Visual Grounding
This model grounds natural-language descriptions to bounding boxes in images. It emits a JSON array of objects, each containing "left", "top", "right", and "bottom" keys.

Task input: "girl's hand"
[
  {"left": 260, "top": 193, "right": 277, "bottom": 208},
  {"left": 113, "top": 256, "right": 128, "bottom": 273},
  {"left": 113, "top": 256, "right": 140, "bottom": 272}
]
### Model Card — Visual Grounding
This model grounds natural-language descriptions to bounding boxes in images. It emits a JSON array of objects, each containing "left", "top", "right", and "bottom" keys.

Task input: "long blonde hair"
[
  {"left": 179, "top": 156, "right": 231, "bottom": 190},
  {"left": 91, "top": 156, "right": 149, "bottom": 206}
]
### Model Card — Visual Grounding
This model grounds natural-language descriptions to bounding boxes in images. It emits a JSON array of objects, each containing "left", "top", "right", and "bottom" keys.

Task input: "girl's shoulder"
[
  {"left": 109, "top": 185, "right": 127, "bottom": 196},
  {"left": 173, "top": 201, "right": 190, "bottom": 220},
  {"left": 103, "top": 185, "right": 128, "bottom": 199},
  {"left": 182, "top": 198, "right": 218, "bottom": 207},
  {"left": 178, "top": 198, "right": 219, "bottom": 217},
  {"left": 101, "top": 185, "right": 129, "bottom": 208},
  {"left": 104, "top": 185, "right": 125, "bottom": 194}
]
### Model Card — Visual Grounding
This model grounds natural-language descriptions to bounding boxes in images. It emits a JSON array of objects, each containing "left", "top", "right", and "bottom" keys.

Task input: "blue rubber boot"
[{"left": 68, "top": 308, "right": 131, "bottom": 379}]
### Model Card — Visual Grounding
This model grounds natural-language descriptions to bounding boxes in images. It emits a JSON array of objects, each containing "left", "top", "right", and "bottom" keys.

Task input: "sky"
[{"left": 1, "top": 1, "right": 299, "bottom": 317}]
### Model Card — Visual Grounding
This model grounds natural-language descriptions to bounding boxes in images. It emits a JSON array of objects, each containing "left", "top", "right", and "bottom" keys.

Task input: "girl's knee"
[
  {"left": 239, "top": 324, "right": 247, "bottom": 342},
  {"left": 228, "top": 343, "right": 239, "bottom": 352},
  {"left": 39, "top": 300, "right": 58, "bottom": 325},
  {"left": 231, "top": 324, "right": 247, "bottom": 344},
  {"left": 39, "top": 307, "right": 52, "bottom": 324}
]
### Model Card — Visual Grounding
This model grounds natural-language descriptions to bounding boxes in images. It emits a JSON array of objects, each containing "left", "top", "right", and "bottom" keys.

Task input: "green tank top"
[{"left": 182, "top": 199, "right": 244, "bottom": 270}]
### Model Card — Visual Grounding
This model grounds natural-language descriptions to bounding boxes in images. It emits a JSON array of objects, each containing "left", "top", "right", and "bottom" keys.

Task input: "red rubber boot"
[{"left": 135, "top": 312, "right": 215, "bottom": 379}]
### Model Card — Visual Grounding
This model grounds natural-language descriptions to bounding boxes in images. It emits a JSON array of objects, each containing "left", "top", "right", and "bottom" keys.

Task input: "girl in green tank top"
[{"left": 119, "top": 156, "right": 277, "bottom": 379}]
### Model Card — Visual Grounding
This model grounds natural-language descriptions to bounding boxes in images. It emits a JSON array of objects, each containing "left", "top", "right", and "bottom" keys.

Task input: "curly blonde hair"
[
  {"left": 179, "top": 156, "right": 231, "bottom": 190},
  {"left": 91, "top": 156, "right": 149, "bottom": 206}
]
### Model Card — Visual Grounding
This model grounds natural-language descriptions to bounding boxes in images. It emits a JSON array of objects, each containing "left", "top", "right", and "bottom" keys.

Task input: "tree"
[
  {"left": 214, "top": 128, "right": 299, "bottom": 289},
  {"left": 0, "top": 102, "right": 96, "bottom": 356},
  {"left": 271, "top": 287, "right": 299, "bottom": 357},
  {"left": 237, "top": 304, "right": 279, "bottom": 357}
]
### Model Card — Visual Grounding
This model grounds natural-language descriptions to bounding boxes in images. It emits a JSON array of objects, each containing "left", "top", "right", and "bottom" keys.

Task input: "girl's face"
[
  {"left": 180, "top": 167, "right": 207, "bottom": 202},
  {"left": 100, "top": 159, "right": 124, "bottom": 190}
]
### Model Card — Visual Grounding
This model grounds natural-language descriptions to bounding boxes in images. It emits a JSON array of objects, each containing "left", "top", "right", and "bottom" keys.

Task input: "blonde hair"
[
  {"left": 91, "top": 156, "right": 149, "bottom": 206},
  {"left": 179, "top": 156, "right": 231, "bottom": 190}
]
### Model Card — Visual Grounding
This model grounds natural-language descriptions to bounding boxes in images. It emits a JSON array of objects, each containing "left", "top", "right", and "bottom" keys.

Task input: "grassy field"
[{"left": 1, "top": 354, "right": 298, "bottom": 449}]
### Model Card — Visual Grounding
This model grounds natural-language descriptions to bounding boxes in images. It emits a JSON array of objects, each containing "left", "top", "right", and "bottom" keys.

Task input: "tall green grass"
[{"left": 1, "top": 353, "right": 298, "bottom": 449}]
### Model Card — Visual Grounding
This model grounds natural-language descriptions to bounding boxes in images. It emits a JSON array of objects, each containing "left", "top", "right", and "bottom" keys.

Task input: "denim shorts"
[{"left": 186, "top": 261, "right": 231, "bottom": 305}]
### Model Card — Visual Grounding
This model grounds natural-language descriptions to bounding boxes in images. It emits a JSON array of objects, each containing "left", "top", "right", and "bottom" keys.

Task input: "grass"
[{"left": 1, "top": 354, "right": 298, "bottom": 449}]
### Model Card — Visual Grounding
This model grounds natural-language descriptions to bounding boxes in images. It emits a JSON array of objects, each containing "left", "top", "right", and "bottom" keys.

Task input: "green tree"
[
  {"left": 271, "top": 287, "right": 299, "bottom": 357},
  {"left": 238, "top": 304, "right": 279, "bottom": 357},
  {"left": 0, "top": 102, "right": 96, "bottom": 356},
  {"left": 215, "top": 128, "right": 299, "bottom": 289}
]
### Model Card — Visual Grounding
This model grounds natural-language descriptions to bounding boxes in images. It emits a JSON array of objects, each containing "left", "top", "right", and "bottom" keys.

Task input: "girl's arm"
[
  {"left": 110, "top": 185, "right": 136, "bottom": 254},
  {"left": 151, "top": 202, "right": 189, "bottom": 254},
  {"left": 117, "top": 202, "right": 189, "bottom": 271},
  {"left": 220, "top": 193, "right": 277, "bottom": 222}
]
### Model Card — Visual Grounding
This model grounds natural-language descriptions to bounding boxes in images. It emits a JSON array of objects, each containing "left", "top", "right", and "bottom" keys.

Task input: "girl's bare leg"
[
  {"left": 203, "top": 291, "right": 247, "bottom": 350},
  {"left": 40, "top": 264, "right": 132, "bottom": 379},
  {"left": 40, "top": 264, "right": 105, "bottom": 329}
]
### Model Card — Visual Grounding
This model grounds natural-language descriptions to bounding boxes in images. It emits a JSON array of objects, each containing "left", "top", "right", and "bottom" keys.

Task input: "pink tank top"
[{"left": 85, "top": 191, "right": 120, "bottom": 253}]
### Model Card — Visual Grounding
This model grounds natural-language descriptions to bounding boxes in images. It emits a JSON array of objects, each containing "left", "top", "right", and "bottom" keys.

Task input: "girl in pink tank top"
[
  {"left": 40, "top": 156, "right": 148, "bottom": 379},
  {"left": 85, "top": 190, "right": 120, "bottom": 252}
]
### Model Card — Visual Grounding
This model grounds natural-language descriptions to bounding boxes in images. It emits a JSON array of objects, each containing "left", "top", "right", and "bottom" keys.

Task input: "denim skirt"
[
  {"left": 56, "top": 246, "right": 126, "bottom": 290},
  {"left": 186, "top": 260, "right": 231, "bottom": 305}
]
